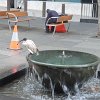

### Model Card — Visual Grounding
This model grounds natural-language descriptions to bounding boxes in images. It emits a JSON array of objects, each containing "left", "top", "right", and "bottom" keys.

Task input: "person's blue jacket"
[{"left": 45, "top": 9, "right": 59, "bottom": 24}]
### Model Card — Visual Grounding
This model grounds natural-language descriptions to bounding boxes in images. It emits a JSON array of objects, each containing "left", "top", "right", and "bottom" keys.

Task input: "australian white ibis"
[{"left": 18, "top": 38, "right": 39, "bottom": 55}]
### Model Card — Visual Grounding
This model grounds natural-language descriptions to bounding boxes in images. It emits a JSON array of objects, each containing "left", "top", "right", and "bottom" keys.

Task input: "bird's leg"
[
  {"left": 36, "top": 48, "right": 39, "bottom": 55},
  {"left": 30, "top": 52, "right": 33, "bottom": 55}
]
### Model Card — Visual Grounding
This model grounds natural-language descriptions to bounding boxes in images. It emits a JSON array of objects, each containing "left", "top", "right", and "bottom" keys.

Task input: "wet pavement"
[
  {"left": 0, "top": 8, "right": 100, "bottom": 99},
  {"left": 0, "top": 94, "right": 28, "bottom": 100}
]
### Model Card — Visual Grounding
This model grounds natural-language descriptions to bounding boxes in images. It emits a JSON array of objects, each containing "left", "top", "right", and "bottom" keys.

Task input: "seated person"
[{"left": 45, "top": 9, "right": 59, "bottom": 33}]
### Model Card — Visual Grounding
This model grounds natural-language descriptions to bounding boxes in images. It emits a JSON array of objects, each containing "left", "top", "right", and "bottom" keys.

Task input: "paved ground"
[
  {"left": 0, "top": 9, "right": 100, "bottom": 99},
  {"left": 0, "top": 94, "right": 27, "bottom": 100}
]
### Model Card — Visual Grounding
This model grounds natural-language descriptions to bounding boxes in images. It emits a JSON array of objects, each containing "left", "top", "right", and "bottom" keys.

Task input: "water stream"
[{"left": 0, "top": 67, "right": 100, "bottom": 100}]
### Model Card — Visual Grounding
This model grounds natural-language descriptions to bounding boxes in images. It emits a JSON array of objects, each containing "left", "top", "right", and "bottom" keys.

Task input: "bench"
[
  {"left": 0, "top": 10, "right": 20, "bottom": 19},
  {"left": 46, "top": 15, "right": 73, "bottom": 35},
  {"left": 6, "top": 11, "right": 34, "bottom": 31}
]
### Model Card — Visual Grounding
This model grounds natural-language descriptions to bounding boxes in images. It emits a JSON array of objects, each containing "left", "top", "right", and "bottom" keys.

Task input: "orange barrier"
[
  {"left": 55, "top": 24, "right": 66, "bottom": 33},
  {"left": 49, "top": 24, "right": 66, "bottom": 33},
  {"left": 9, "top": 25, "right": 20, "bottom": 50}
]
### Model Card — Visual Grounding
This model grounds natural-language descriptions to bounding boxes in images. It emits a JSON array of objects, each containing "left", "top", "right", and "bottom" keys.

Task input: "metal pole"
[
  {"left": 42, "top": 2, "right": 46, "bottom": 17},
  {"left": 97, "top": 0, "right": 100, "bottom": 36},
  {"left": 7, "top": 0, "right": 10, "bottom": 10},
  {"left": 14, "top": 0, "right": 17, "bottom": 9},
  {"left": 62, "top": 4, "right": 65, "bottom": 14},
  {"left": 24, "top": 0, "right": 27, "bottom": 11}
]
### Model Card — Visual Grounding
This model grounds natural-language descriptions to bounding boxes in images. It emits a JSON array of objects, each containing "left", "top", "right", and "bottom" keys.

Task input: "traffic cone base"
[{"left": 10, "top": 41, "right": 20, "bottom": 50}]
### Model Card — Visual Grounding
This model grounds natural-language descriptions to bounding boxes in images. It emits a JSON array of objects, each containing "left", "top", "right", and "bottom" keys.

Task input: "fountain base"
[{"left": 27, "top": 50, "right": 100, "bottom": 95}]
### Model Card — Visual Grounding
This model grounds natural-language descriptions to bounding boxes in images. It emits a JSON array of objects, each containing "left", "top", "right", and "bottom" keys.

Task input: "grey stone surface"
[{"left": 0, "top": 94, "right": 27, "bottom": 100}]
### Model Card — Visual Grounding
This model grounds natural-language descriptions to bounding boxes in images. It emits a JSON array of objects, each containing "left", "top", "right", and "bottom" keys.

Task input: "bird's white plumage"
[{"left": 22, "top": 39, "right": 38, "bottom": 54}]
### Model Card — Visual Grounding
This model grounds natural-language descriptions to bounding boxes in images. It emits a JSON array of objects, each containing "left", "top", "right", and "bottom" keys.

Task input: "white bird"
[{"left": 18, "top": 38, "right": 39, "bottom": 55}]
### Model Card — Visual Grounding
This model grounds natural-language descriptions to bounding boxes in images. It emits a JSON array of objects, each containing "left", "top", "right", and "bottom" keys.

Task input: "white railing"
[{"left": 81, "top": 3, "right": 98, "bottom": 18}]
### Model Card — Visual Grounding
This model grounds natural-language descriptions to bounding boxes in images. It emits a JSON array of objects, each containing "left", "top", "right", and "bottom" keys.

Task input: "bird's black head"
[
  {"left": 22, "top": 38, "right": 27, "bottom": 41},
  {"left": 18, "top": 38, "right": 27, "bottom": 45}
]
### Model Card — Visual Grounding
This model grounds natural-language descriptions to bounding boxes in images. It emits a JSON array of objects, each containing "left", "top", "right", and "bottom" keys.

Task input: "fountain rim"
[{"left": 27, "top": 50, "right": 100, "bottom": 68}]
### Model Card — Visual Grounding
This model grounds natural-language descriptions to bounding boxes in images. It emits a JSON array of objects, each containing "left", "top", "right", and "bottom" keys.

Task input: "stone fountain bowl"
[{"left": 27, "top": 50, "right": 100, "bottom": 94}]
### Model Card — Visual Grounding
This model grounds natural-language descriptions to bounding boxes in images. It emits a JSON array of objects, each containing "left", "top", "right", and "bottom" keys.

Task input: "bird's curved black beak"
[
  {"left": 17, "top": 39, "right": 23, "bottom": 45},
  {"left": 17, "top": 38, "right": 27, "bottom": 45}
]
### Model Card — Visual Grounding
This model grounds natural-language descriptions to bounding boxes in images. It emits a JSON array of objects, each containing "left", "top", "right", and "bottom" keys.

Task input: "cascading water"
[
  {"left": 0, "top": 67, "right": 100, "bottom": 100},
  {"left": 42, "top": 73, "right": 55, "bottom": 100}
]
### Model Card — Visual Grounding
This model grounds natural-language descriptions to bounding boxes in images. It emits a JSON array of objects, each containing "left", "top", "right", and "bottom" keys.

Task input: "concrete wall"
[
  {"left": 0, "top": 0, "right": 93, "bottom": 22},
  {"left": 0, "top": 0, "right": 7, "bottom": 7},
  {"left": 27, "top": 1, "right": 81, "bottom": 17},
  {"left": 0, "top": 0, "right": 7, "bottom": 10},
  {"left": 0, "top": 1, "right": 92, "bottom": 17}
]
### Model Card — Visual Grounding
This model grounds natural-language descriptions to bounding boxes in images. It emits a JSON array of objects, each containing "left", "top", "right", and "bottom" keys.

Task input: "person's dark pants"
[
  {"left": 45, "top": 19, "right": 57, "bottom": 33},
  {"left": 46, "top": 26, "right": 55, "bottom": 33}
]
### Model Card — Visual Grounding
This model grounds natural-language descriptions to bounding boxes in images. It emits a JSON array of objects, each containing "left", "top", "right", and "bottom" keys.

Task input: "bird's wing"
[
  {"left": 27, "top": 48, "right": 33, "bottom": 54},
  {"left": 29, "top": 40, "right": 38, "bottom": 53},
  {"left": 22, "top": 41, "right": 33, "bottom": 53},
  {"left": 22, "top": 40, "right": 38, "bottom": 54}
]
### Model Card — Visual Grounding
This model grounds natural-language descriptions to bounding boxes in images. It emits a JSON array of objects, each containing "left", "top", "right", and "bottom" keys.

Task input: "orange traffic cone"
[{"left": 9, "top": 25, "right": 20, "bottom": 50}]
